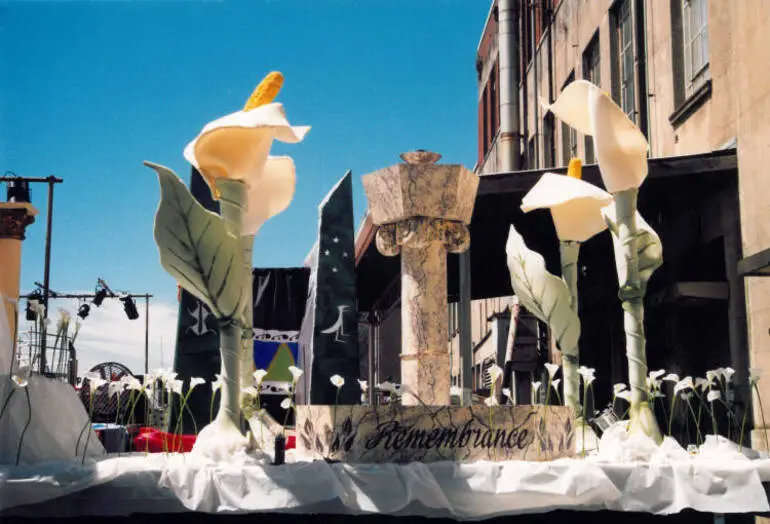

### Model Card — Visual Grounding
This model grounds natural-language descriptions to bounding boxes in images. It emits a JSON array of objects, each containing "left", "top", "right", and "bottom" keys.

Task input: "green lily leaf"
[
  {"left": 505, "top": 225, "right": 581, "bottom": 352},
  {"left": 146, "top": 161, "right": 247, "bottom": 320},
  {"left": 601, "top": 206, "right": 663, "bottom": 293}
]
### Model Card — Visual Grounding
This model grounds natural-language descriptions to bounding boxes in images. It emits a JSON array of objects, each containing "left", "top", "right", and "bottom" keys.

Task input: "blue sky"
[{"left": 3, "top": 0, "right": 489, "bottom": 371}]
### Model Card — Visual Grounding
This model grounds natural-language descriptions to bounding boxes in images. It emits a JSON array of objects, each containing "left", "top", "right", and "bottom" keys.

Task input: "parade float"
[{"left": 1, "top": 75, "right": 770, "bottom": 521}]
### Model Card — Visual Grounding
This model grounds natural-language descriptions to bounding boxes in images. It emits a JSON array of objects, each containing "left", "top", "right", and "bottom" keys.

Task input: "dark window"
[
  {"left": 582, "top": 32, "right": 601, "bottom": 163},
  {"left": 482, "top": 87, "right": 489, "bottom": 158},
  {"left": 544, "top": 113, "right": 555, "bottom": 168},
  {"left": 682, "top": 0, "right": 709, "bottom": 96},
  {"left": 491, "top": 64, "right": 499, "bottom": 138},
  {"left": 561, "top": 72, "right": 577, "bottom": 165},
  {"left": 612, "top": 0, "right": 636, "bottom": 123},
  {"left": 528, "top": 137, "right": 538, "bottom": 170}
]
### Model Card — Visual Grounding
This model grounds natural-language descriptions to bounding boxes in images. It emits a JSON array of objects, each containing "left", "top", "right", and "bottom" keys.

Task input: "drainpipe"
[
  {"left": 530, "top": 1, "right": 539, "bottom": 169},
  {"left": 497, "top": 0, "right": 521, "bottom": 172},
  {"left": 546, "top": 2, "right": 554, "bottom": 167}
]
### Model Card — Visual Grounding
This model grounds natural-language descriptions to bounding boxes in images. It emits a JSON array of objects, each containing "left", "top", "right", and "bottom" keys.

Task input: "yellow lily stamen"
[
  {"left": 244, "top": 71, "right": 284, "bottom": 111},
  {"left": 567, "top": 158, "right": 582, "bottom": 180}
]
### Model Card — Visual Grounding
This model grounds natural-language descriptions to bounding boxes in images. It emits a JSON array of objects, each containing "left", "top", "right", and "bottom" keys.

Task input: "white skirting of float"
[{"left": 1, "top": 448, "right": 769, "bottom": 519}]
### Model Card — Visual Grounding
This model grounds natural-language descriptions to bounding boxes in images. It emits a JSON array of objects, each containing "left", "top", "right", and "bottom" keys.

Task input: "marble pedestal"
[{"left": 362, "top": 151, "right": 478, "bottom": 406}]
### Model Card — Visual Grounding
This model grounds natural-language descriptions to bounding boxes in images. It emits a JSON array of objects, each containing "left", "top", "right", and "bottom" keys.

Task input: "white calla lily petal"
[
  {"left": 543, "top": 80, "right": 649, "bottom": 193},
  {"left": 242, "top": 156, "right": 297, "bottom": 236},
  {"left": 521, "top": 172, "right": 613, "bottom": 242}
]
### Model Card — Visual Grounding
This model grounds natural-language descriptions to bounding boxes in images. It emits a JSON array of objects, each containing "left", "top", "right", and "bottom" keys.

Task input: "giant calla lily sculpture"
[
  {"left": 519, "top": 159, "right": 612, "bottom": 417},
  {"left": 147, "top": 71, "right": 309, "bottom": 459},
  {"left": 543, "top": 80, "right": 663, "bottom": 443}
]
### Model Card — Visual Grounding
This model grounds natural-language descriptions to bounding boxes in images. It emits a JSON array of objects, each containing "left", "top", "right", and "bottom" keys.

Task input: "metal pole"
[
  {"left": 144, "top": 294, "right": 150, "bottom": 374},
  {"left": 39, "top": 176, "right": 57, "bottom": 375},
  {"left": 459, "top": 252, "right": 473, "bottom": 406},
  {"left": 367, "top": 311, "right": 375, "bottom": 405}
]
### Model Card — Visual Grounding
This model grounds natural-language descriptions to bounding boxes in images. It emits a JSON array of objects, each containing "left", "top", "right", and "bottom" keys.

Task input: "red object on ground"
[
  {"left": 132, "top": 427, "right": 296, "bottom": 453},
  {"left": 133, "top": 427, "right": 197, "bottom": 453}
]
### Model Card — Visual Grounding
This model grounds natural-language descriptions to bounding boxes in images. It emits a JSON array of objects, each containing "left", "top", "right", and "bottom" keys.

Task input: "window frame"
[{"left": 582, "top": 32, "right": 601, "bottom": 164}]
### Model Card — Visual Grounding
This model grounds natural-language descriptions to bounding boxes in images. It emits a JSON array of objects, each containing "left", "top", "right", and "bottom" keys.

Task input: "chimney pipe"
[{"left": 497, "top": 0, "right": 521, "bottom": 171}]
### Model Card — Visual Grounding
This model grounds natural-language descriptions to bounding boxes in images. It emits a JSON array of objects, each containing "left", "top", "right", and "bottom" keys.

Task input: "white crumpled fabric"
[{"left": 2, "top": 441, "right": 770, "bottom": 519}]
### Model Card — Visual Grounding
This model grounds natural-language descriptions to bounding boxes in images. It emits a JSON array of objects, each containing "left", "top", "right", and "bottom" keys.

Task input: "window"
[
  {"left": 543, "top": 113, "right": 555, "bottom": 168},
  {"left": 682, "top": 0, "right": 709, "bottom": 96},
  {"left": 582, "top": 33, "right": 600, "bottom": 163},
  {"left": 490, "top": 64, "right": 499, "bottom": 138},
  {"left": 612, "top": 0, "right": 636, "bottom": 123},
  {"left": 669, "top": 0, "right": 711, "bottom": 126},
  {"left": 561, "top": 73, "right": 577, "bottom": 165},
  {"left": 528, "top": 137, "right": 538, "bottom": 169}
]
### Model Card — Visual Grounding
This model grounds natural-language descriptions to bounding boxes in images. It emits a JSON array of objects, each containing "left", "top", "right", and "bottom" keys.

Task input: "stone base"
[{"left": 295, "top": 404, "right": 575, "bottom": 463}]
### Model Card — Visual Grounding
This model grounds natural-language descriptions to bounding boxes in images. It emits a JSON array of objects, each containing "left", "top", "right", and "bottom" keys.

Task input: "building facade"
[{"left": 474, "top": 0, "right": 770, "bottom": 446}]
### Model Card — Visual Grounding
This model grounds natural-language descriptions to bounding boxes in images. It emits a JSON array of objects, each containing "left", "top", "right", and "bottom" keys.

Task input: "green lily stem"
[
  {"left": 754, "top": 383, "right": 770, "bottom": 453},
  {"left": 15, "top": 387, "right": 32, "bottom": 465},
  {"left": 668, "top": 396, "right": 677, "bottom": 436},
  {"left": 684, "top": 399, "right": 702, "bottom": 446},
  {"left": 614, "top": 189, "right": 662, "bottom": 444},
  {"left": 559, "top": 240, "right": 581, "bottom": 416},
  {"left": 0, "top": 388, "right": 16, "bottom": 424}
]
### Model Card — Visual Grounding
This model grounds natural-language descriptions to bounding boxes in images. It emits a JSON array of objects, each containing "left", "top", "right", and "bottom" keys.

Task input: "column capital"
[
  {"left": 0, "top": 203, "right": 38, "bottom": 241},
  {"left": 375, "top": 218, "right": 470, "bottom": 257}
]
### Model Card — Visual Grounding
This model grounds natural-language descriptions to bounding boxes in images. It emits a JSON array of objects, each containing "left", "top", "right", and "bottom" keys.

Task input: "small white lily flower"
[
  {"left": 288, "top": 365, "right": 303, "bottom": 383},
  {"left": 544, "top": 363, "right": 560, "bottom": 379},
  {"left": 253, "top": 369, "right": 268, "bottom": 385},
  {"left": 330, "top": 374, "right": 345, "bottom": 388},
  {"left": 168, "top": 379, "right": 184, "bottom": 396},
  {"left": 487, "top": 364, "right": 504, "bottom": 384},
  {"left": 706, "top": 369, "right": 720, "bottom": 384},
  {"left": 89, "top": 377, "right": 107, "bottom": 392},
  {"left": 532, "top": 381, "right": 542, "bottom": 393},
  {"left": 189, "top": 377, "right": 206, "bottom": 390},
  {"left": 280, "top": 397, "right": 293, "bottom": 410},
  {"left": 241, "top": 386, "right": 258, "bottom": 398},
  {"left": 578, "top": 366, "right": 596, "bottom": 386},
  {"left": 649, "top": 369, "right": 665, "bottom": 381},
  {"left": 378, "top": 381, "right": 395, "bottom": 393},
  {"left": 502, "top": 387, "right": 513, "bottom": 401},
  {"left": 722, "top": 367, "right": 735, "bottom": 383},
  {"left": 108, "top": 382, "right": 124, "bottom": 399},
  {"left": 695, "top": 377, "right": 711, "bottom": 391},
  {"left": 662, "top": 373, "right": 680, "bottom": 383},
  {"left": 212, "top": 373, "right": 223, "bottom": 392},
  {"left": 616, "top": 390, "right": 631, "bottom": 402},
  {"left": 552, "top": 378, "right": 561, "bottom": 390},
  {"left": 121, "top": 375, "right": 143, "bottom": 391},
  {"left": 707, "top": 390, "right": 721, "bottom": 403},
  {"left": 750, "top": 368, "right": 764, "bottom": 384},
  {"left": 484, "top": 396, "right": 498, "bottom": 407},
  {"left": 450, "top": 385, "right": 462, "bottom": 397},
  {"left": 681, "top": 391, "right": 694, "bottom": 401},
  {"left": 674, "top": 376, "right": 694, "bottom": 395},
  {"left": 613, "top": 383, "right": 628, "bottom": 395},
  {"left": 358, "top": 379, "right": 368, "bottom": 393}
]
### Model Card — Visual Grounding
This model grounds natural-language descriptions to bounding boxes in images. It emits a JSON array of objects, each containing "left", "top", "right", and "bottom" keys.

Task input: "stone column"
[
  {"left": 363, "top": 151, "right": 479, "bottom": 406},
  {"left": 0, "top": 203, "right": 38, "bottom": 371}
]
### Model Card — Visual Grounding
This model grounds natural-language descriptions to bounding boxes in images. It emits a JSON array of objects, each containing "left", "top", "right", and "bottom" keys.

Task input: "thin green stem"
[
  {"left": 0, "top": 387, "right": 17, "bottom": 424},
  {"left": 754, "top": 383, "right": 769, "bottom": 453},
  {"left": 15, "top": 388, "right": 32, "bottom": 465},
  {"left": 668, "top": 396, "right": 677, "bottom": 436},
  {"left": 685, "top": 399, "right": 702, "bottom": 446}
]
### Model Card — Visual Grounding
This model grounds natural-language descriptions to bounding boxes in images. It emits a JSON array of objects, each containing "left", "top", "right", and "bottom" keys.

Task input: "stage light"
[
  {"left": 25, "top": 301, "right": 37, "bottom": 321},
  {"left": 77, "top": 303, "right": 90, "bottom": 320},
  {"left": 93, "top": 287, "right": 108, "bottom": 307},
  {"left": 120, "top": 296, "right": 139, "bottom": 320},
  {"left": 6, "top": 178, "right": 31, "bottom": 204}
]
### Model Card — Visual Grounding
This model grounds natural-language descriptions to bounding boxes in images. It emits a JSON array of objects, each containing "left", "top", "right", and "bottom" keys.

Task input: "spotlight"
[
  {"left": 25, "top": 290, "right": 42, "bottom": 321},
  {"left": 25, "top": 301, "right": 37, "bottom": 321},
  {"left": 77, "top": 303, "right": 90, "bottom": 320},
  {"left": 93, "top": 288, "right": 108, "bottom": 307},
  {"left": 6, "top": 179, "right": 30, "bottom": 204},
  {"left": 120, "top": 296, "right": 139, "bottom": 320}
]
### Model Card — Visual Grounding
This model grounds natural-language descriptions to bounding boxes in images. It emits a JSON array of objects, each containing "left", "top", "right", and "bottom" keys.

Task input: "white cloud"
[{"left": 17, "top": 294, "right": 178, "bottom": 377}]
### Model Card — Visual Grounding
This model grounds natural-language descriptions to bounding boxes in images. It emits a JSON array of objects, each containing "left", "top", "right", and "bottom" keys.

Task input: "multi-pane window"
[
  {"left": 682, "top": 0, "right": 709, "bottom": 96},
  {"left": 582, "top": 34, "right": 600, "bottom": 163},
  {"left": 615, "top": 0, "right": 636, "bottom": 123},
  {"left": 561, "top": 73, "right": 577, "bottom": 165}
]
